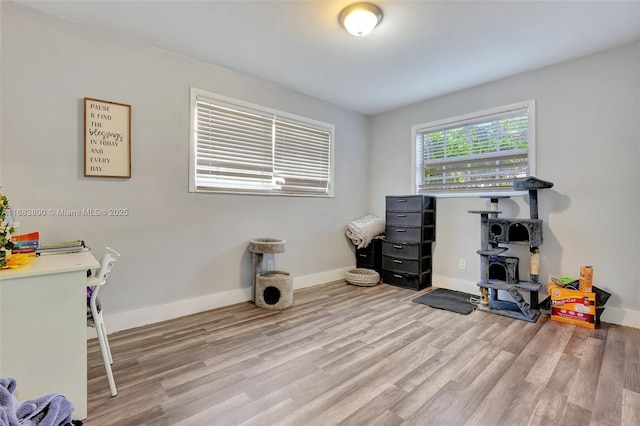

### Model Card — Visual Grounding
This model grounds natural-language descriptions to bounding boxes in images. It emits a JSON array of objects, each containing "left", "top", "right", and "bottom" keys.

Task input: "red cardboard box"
[{"left": 547, "top": 282, "right": 596, "bottom": 329}]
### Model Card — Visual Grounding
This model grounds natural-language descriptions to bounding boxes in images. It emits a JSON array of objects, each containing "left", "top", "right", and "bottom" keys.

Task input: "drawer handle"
[
  {"left": 397, "top": 199, "right": 407, "bottom": 203},
  {"left": 358, "top": 254, "right": 367, "bottom": 257},
  {"left": 393, "top": 260, "right": 403, "bottom": 264},
  {"left": 396, "top": 214, "right": 407, "bottom": 217},
  {"left": 393, "top": 274, "right": 403, "bottom": 278},
  {"left": 393, "top": 245, "right": 403, "bottom": 249},
  {"left": 397, "top": 229, "right": 406, "bottom": 232}
]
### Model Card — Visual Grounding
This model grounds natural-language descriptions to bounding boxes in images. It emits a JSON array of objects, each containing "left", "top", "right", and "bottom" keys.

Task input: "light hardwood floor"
[{"left": 86, "top": 280, "right": 640, "bottom": 425}]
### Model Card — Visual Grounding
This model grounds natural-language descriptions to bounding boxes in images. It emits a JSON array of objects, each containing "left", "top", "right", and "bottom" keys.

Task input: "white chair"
[{"left": 87, "top": 247, "right": 120, "bottom": 397}]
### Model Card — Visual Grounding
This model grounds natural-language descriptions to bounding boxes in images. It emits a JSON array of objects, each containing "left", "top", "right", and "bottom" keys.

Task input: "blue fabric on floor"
[{"left": 0, "top": 377, "right": 74, "bottom": 426}]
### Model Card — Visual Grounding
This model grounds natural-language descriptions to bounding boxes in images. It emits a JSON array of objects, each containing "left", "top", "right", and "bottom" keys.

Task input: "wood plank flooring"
[{"left": 86, "top": 281, "right": 640, "bottom": 425}]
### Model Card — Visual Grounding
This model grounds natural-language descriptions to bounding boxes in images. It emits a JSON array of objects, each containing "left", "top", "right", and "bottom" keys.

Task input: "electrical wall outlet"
[{"left": 458, "top": 258, "right": 467, "bottom": 270}]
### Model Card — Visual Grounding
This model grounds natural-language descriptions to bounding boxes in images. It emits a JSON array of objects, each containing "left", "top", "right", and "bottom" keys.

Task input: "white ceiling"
[{"left": 15, "top": 0, "right": 640, "bottom": 115}]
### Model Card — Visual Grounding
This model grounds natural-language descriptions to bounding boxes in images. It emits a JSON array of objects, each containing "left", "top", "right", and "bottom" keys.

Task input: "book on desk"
[
  {"left": 36, "top": 240, "right": 86, "bottom": 256},
  {"left": 10, "top": 232, "right": 39, "bottom": 254}
]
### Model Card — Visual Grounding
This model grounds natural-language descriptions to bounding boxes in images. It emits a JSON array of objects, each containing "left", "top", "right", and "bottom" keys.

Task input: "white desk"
[{"left": 0, "top": 250, "right": 99, "bottom": 420}]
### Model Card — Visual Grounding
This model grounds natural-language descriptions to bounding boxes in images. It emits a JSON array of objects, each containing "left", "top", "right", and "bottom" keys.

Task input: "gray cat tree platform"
[
  {"left": 248, "top": 238, "right": 293, "bottom": 310},
  {"left": 469, "top": 176, "right": 554, "bottom": 322}
]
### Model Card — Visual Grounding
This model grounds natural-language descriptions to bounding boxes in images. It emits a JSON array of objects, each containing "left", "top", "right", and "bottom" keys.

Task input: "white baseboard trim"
[
  {"left": 431, "top": 274, "right": 640, "bottom": 330},
  {"left": 599, "top": 306, "right": 640, "bottom": 329},
  {"left": 94, "top": 266, "right": 353, "bottom": 337},
  {"left": 431, "top": 275, "right": 479, "bottom": 295},
  {"left": 293, "top": 266, "right": 353, "bottom": 290}
]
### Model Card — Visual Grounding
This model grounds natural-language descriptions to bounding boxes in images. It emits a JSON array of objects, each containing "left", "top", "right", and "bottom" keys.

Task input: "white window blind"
[
  {"left": 414, "top": 101, "right": 534, "bottom": 194},
  {"left": 190, "top": 90, "right": 333, "bottom": 196}
]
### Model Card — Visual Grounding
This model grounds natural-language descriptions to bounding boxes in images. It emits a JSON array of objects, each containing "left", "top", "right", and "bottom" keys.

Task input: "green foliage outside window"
[
  {"left": 420, "top": 112, "right": 529, "bottom": 190},
  {"left": 425, "top": 116, "right": 527, "bottom": 162}
]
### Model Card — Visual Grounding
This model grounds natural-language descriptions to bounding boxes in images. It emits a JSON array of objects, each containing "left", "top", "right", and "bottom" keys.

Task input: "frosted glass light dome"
[{"left": 339, "top": 3, "right": 383, "bottom": 37}]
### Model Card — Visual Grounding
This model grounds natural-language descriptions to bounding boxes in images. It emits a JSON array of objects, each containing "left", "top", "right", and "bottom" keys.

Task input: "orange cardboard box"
[
  {"left": 579, "top": 265, "right": 594, "bottom": 293},
  {"left": 547, "top": 282, "right": 596, "bottom": 329}
]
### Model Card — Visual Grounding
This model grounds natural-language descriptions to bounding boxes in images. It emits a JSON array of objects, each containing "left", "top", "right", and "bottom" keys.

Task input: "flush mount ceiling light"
[{"left": 339, "top": 2, "right": 383, "bottom": 37}]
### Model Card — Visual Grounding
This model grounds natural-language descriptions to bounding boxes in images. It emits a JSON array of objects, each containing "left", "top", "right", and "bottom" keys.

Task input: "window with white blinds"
[
  {"left": 412, "top": 101, "right": 535, "bottom": 195},
  {"left": 190, "top": 89, "right": 334, "bottom": 196}
]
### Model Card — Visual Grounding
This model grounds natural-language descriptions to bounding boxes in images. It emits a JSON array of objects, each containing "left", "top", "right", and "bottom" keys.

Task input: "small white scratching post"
[{"left": 248, "top": 238, "right": 293, "bottom": 310}]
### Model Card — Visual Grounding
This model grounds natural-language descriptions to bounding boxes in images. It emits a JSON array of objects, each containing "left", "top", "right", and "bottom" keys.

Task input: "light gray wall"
[
  {"left": 370, "top": 42, "right": 640, "bottom": 326},
  {"left": 0, "top": 3, "right": 369, "bottom": 316}
]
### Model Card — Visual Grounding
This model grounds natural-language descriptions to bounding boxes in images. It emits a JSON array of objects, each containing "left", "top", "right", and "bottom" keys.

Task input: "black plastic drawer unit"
[
  {"left": 382, "top": 195, "right": 436, "bottom": 290},
  {"left": 355, "top": 238, "right": 382, "bottom": 273},
  {"left": 385, "top": 196, "right": 435, "bottom": 212},
  {"left": 385, "top": 226, "right": 434, "bottom": 244},
  {"left": 382, "top": 270, "right": 432, "bottom": 290},
  {"left": 381, "top": 241, "right": 432, "bottom": 259},
  {"left": 382, "top": 255, "right": 432, "bottom": 275},
  {"left": 385, "top": 211, "right": 435, "bottom": 227}
]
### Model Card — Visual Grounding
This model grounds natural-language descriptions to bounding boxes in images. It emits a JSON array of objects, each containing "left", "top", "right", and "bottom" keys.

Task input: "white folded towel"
[{"left": 345, "top": 215, "right": 385, "bottom": 249}]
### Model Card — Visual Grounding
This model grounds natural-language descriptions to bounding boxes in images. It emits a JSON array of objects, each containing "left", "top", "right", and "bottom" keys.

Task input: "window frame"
[
  {"left": 189, "top": 87, "right": 335, "bottom": 197},
  {"left": 410, "top": 100, "right": 536, "bottom": 198}
]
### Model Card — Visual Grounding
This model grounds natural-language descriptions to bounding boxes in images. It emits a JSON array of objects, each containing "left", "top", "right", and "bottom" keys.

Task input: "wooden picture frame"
[{"left": 84, "top": 97, "right": 131, "bottom": 178}]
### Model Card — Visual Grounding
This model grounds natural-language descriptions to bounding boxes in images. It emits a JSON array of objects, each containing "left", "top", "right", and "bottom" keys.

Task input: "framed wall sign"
[{"left": 84, "top": 97, "right": 131, "bottom": 178}]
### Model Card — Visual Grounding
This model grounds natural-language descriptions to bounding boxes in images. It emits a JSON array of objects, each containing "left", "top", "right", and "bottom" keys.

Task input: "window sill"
[{"left": 421, "top": 190, "right": 529, "bottom": 199}]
